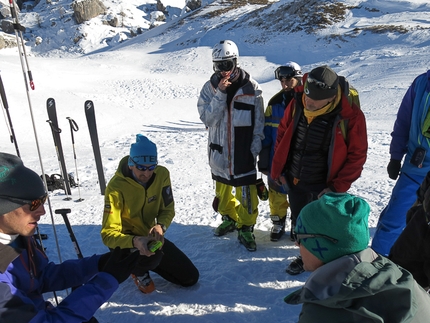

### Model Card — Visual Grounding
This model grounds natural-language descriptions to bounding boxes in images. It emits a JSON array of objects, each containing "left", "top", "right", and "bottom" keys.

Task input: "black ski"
[
  {"left": 84, "top": 100, "right": 106, "bottom": 195},
  {"left": 46, "top": 98, "right": 72, "bottom": 196}
]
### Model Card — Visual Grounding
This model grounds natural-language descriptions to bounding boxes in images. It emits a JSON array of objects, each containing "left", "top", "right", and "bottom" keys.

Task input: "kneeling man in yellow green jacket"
[{"left": 101, "top": 134, "right": 199, "bottom": 294}]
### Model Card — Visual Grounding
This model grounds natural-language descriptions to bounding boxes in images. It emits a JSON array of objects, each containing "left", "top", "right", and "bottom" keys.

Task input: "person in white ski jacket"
[{"left": 197, "top": 40, "right": 264, "bottom": 251}]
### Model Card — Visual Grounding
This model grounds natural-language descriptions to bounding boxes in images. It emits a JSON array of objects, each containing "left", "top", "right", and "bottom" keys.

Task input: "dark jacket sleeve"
[{"left": 390, "top": 78, "right": 417, "bottom": 160}]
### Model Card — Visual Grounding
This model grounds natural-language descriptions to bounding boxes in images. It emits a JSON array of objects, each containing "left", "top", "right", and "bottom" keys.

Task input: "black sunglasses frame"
[
  {"left": 1, "top": 194, "right": 48, "bottom": 211},
  {"left": 130, "top": 158, "right": 157, "bottom": 172}
]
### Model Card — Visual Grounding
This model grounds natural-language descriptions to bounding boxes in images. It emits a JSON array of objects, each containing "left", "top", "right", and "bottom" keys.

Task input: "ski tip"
[{"left": 85, "top": 100, "right": 93, "bottom": 109}]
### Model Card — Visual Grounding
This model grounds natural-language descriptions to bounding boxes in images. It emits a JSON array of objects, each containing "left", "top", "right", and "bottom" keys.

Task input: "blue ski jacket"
[
  {"left": 0, "top": 236, "right": 118, "bottom": 322},
  {"left": 391, "top": 70, "right": 430, "bottom": 175},
  {"left": 258, "top": 89, "right": 295, "bottom": 192}
]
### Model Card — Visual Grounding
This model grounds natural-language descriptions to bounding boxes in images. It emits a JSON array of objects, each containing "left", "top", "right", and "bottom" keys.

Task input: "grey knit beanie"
[
  {"left": 304, "top": 65, "right": 339, "bottom": 100},
  {"left": 0, "top": 152, "right": 45, "bottom": 215}
]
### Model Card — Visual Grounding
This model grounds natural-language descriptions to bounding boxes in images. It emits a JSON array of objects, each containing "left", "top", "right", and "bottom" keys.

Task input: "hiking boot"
[
  {"left": 270, "top": 215, "right": 286, "bottom": 241},
  {"left": 285, "top": 256, "right": 305, "bottom": 275},
  {"left": 131, "top": 272, "right": 155, "bottom": 294},
  {"left": 214, "top": 215, "right": 236, "bottom": 236},
  {"left": 238, "top": 225, "right": 256, "bottom": 251}
]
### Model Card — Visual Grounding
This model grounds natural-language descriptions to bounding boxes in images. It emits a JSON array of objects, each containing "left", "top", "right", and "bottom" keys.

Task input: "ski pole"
[
  {"left": 8, "top": 0, "right": 63, "bottom": 276},
  {"left": 9, "top": 0, "right": 34, "bottom": 91},
  {"left": 54, "top": 209, "right": 101, "bottom": 323},
  {"left": 55, "top": 208, "right": 83, "bottom": 259},
  {"left": 0, "top": 72, "right": 20, "bottom": 157},
  {"left": 66, "top": 117, "right": 84, "bottom": 202}
]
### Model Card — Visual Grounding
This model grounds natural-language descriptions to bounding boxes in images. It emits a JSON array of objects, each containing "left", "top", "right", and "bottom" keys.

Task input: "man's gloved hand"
[
  {"left": 99, "top": 247, "right": 139, "bottom": 284},
  {"left": 387, "top": 159, "right": 401, "bottom": 180},
  {"left": 133, "top": 236, "right": 158, "bottom": 256},
  {"left": 212, "top": 196, "right": 219, "bottom": 212}
]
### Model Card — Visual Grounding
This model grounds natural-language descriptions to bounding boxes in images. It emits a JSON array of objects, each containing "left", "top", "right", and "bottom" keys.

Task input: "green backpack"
[{"left": 339, "top": 76, "right": 361, "bottom": 141}]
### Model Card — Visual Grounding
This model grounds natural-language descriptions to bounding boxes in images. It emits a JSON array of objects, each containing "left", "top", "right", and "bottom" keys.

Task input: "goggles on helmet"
[
  {"left": 213, "top": 59, "right": 236, "bottom": 72},
  {"left": 275, "top": 66, "right": 299, "bottom": 80},
  {"left": 275, "top": 66, "right": 302, "bottom": 80},
  {"left": 306, "top": 76, "right": 334, "bottom": 89}
]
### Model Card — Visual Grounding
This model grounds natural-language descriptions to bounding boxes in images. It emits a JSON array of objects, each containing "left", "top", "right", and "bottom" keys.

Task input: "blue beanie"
[
  {"left": 295, "top": 193, "right": 370, "bottom": 263},
  {"left": 128, "top": 134, "right": 157, "bottom": 166},
  {"left": 0, "top": 152, "right": 46, "bottom": 215}
]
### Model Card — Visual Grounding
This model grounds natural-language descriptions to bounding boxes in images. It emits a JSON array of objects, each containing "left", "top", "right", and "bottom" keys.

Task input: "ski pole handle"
[
  {"left": 66, "top": 117, "right": 78, "bottom": 150},
  {"left": 55, "top": 208, "right": 84, "bottom": 259},
  {"left": 67, "top": 117, "right": 79, "bottom": 132}
]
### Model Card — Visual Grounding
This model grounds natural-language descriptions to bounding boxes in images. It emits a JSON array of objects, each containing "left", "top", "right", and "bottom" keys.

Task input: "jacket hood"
[{"left": 285, "top": 248, "right": 430, "bottom": 322}]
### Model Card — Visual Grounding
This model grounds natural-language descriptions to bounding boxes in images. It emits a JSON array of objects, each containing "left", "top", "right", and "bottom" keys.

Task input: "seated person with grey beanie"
[
  {"left": 101, "top": 134, "right": 199, "bottom": 294},
  {"left": 284, "top": 192, "right": 430, "bottom": 323},
  {"left": 0, "top": 152, "right": 139, "bottom": 322}
]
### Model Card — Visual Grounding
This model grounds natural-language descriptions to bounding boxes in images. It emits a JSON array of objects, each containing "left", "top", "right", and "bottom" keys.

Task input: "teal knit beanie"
[
  {"left": 128, "top": 134, "right": 157, "bottom": 166},
  {"left": 295, "top": 192, "right": 370, "bottom": 263}
]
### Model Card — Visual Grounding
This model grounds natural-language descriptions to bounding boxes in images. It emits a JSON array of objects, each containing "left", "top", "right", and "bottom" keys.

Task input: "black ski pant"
[
  {"left": 121, "top": 238, "right": 199, "bottom": 287},
  {"left": 286, "top": 177, "right": 326, "bottom": 237},
  {"left": 389, "top": 206, "right": 430, "bottom": 289}
]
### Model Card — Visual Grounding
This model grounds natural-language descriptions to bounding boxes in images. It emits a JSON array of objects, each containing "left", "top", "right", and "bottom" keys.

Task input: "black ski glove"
[
  {"left": 387, "top": 159, "right": 401, "bottom": 180},
  {"left": 99, "top": 247, "right": 139, "bottom": 284},
  {"left": 98, "top": 252, "right": 111, "bottom": 271}
]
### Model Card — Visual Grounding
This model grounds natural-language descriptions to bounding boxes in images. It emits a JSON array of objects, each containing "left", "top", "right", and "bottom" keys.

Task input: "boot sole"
[
  {"left": 238, "top": 236, "right": 257, "bottom": 251},
  {"left": 214, "top": 226, "right": 236, "bottom": 236}
]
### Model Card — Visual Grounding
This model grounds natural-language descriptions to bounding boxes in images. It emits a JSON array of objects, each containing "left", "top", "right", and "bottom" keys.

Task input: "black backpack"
[{"left": 40, "top": 173, "right": 78, "bottom": 191}]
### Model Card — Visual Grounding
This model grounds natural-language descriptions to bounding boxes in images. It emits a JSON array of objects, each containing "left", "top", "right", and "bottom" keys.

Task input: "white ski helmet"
[
  {"left": 285, "top": 61, "right": 302, "bottom": 75},
  {"left": 212, "top": 40, "right": 239, "bottom": 62},
  {"left": 275, "top": 61, "right": 303, "bottom": 80}
]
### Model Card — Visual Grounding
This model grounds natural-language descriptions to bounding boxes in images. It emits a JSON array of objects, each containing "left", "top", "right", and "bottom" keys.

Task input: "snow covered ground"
[{"left": 1, "top": 0, "right": 430, "bottom": 322}]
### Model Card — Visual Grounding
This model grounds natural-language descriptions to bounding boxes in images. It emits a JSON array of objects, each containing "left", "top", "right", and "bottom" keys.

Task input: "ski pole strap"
[
  {"left": 67, "top": 117, "right": 79, "bottom": 132},
  {"left": 241, "top": 185, "right": 252, "bottom": 215},
  {"left": 47, "top": 119, "right": 61, "bottom": 133}
]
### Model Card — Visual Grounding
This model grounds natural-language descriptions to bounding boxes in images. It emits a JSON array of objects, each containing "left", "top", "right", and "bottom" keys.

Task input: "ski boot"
[
  {"left": 131, "top": 272, "right": 155, "bottom": 294},
  {"left": 270, "top": 215, "right": 286, "bottom": 241},
  {"left": 238, "top": 225, "right": 256, "bottom": 251},
  {"left": 214, "top": 215, "right": 236, "bottom": 236}
]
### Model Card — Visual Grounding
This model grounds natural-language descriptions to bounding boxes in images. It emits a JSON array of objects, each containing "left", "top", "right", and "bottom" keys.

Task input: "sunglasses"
[
  {"left": 213, "top": 59, "right": 235, "bottom": 72},
  {"left": 274, "top": 66, "right": 298, "bottom": 80},
  {"left": 295, "top": 233, "right": 338, "bottom": 245},
  {"left": 3, "top": 194, "right": 48, "bottom": 211},
  {"left": 306, "top": 76, "right": 333, "bottom": 90},
  {"left": 130, "top": 158, "right": 157, "bottom": 171}
]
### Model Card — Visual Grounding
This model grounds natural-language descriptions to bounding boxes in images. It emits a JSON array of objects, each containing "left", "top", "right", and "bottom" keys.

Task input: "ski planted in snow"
[
  {"left": 46, "top": 98, "right": 72, "bottom": 196},
  {"left": 84, "top": 100, "right": 106, "bottom": 195}
]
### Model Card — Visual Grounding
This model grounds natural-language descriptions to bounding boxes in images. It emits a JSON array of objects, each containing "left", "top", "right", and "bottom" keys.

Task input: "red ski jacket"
[{"left": 271, "top": 75, "right": 368, "bottom": 193}]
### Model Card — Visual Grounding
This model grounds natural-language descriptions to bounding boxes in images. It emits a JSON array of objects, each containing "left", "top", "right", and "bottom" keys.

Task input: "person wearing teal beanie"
[
  {"left": 284, "top": 192, "right": 430, "bottom": 323},
  {"left": 295, "top": 192, "right": 370, "bottom": 265}
]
